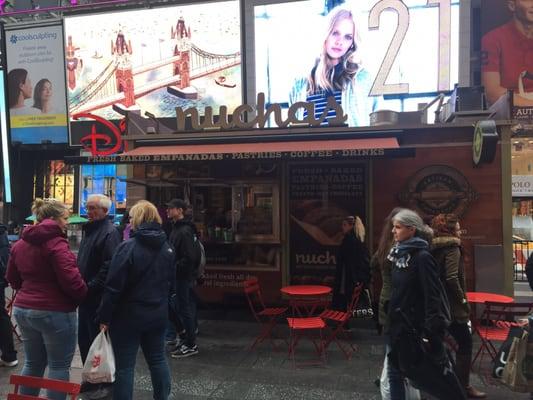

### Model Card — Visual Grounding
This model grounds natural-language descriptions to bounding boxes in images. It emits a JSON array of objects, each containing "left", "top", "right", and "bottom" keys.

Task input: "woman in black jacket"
[
  {"left": 332, "top": 215, "right": 370, "bottom": 311},
  {"left": 388, "top": 209, "right": 465, "bottom": 400},
  {"left": 98, "top": 200, "right": 176, "bottom": 400}
]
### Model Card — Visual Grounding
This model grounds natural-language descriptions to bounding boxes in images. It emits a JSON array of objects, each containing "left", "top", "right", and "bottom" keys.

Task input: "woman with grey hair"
[{"left": 387, "top": 209, "right": 466, "bottom": 400}]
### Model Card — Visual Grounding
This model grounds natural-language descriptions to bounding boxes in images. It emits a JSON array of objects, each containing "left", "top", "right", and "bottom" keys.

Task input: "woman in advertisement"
[
  {"left": 33, "top": 79, "right": 54, "bottom": 114},
  {"left": 289, "top": 6, "right": 379, "bottom": 127},
  {"left": 7, "top": 69, "right": 39, "bottom": 116}
]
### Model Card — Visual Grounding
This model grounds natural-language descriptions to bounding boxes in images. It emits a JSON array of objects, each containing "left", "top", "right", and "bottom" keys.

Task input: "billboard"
[
  {"left": 253, "top": 0, "right": 459, "bottom": 127},
  {"left": 480, "top": 0, "right": 533, "bottom": 121},
  {"left": 0, "top": 23, "right": 12, "bottom": 202},
  {"left": 5, "top": 24, "right": 68, "bottom": 144},
  {"left": 64, "top": 1, "right": 242, "bottom": 121}
]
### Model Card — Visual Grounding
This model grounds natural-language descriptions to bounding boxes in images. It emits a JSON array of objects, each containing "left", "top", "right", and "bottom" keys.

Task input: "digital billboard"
[
  {"left": 0, "top": 23, "right": 12, "bottom": 202},
  {"left": 64, "top": 1, "right": 242, "bottom": 121},
  {"left": 253, "top": 0, "right": 459, "bottom": 127},
  {"left": 480, "top": 0, "right": 533, "bottom": 122},
  {"left": 5, "top": 24, "right": 69, "bottom": 144}
]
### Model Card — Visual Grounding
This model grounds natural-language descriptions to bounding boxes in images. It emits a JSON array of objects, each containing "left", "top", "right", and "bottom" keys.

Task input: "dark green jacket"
[
  {"left": 431, "top": 236, "right": 470, "bottom": 323},
  {"left": 371, "top": 253, "right": 393, "bottom": 332}
]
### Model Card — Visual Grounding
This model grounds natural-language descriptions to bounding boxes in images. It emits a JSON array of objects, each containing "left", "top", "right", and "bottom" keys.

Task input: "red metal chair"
[
  {"left": 5, "top": 290, "right": 21, "bottom": 342},
  {"left": 287, "top": 316, "right": 326, "bottom": 367},
  {"left": 472, "top": 301, "right": 533, "bottom": 369},
  {"left": 8, "top": 374, "right": 81, "bottom": 400},
  {"left": 319, "top": 283, "right": 363, "bottom": 359},
  {"left": 243, "top": 278, "right": 287, "bottom": 350}
]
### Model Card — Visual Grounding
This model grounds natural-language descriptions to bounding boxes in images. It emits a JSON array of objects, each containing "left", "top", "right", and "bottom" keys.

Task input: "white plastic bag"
[
  {"left": 82, "top": 330, "right": 116, "bottom": 384},
  {"left": 380, "top": 355, "right": 421, "bottom": 400}
]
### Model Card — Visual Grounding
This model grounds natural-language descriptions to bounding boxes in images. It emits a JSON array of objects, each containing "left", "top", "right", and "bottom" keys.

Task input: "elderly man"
[{"left": 77, "top": 194, "right": 121, "bottom": 393}]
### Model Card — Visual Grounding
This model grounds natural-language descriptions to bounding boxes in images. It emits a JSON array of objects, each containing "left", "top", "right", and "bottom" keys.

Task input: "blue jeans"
[
  {"left": 13, "top": 307, "right": 77, "bottom": 400},
  {"left": 110, "top": 323, "right": 171, "bottom": 400},
  {"left": 175, "top": 280, "right": 197, "bottom": 347},
  {"left": 386, "top": 343, "right": 406, "bottom": 400}
]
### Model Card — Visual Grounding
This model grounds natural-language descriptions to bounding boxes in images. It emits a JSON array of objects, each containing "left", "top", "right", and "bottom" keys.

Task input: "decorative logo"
[
  {"left": 73, "top": 113, "right": 126, "bottom": 156},
  {"left": 9, "top": 35, "right": 16, "bottom": 44},
  {"left": 398, "top": 165, "right": 478, "bottom": 217},
  {"left": 91, "top": 355, "right": 101, "bottom": 368}
]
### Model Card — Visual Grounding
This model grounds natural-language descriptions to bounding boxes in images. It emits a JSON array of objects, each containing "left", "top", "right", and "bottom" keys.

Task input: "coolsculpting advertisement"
[
  {"left": 64, "top": 1, "right": 242, "bottom": 120},
  {"left": 254, "top": 0, "right": 459, "bottom": 127},
  {"left": 5, "top": 24, "right": 68, "bottom": 144}
]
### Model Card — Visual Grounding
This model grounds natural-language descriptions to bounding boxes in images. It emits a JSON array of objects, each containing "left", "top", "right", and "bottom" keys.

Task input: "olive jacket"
[{"left": 431, "top": 236, "right": 470, "bottom": 324}]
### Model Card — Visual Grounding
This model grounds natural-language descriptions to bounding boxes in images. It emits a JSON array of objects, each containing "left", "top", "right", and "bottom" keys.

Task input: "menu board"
[{"left": 289, "top": 163, "right": 366, "bottom": 284}]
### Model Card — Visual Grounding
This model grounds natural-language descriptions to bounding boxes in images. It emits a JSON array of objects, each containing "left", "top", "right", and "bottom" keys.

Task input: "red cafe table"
[
  {"left": 466, "top": 292, "right": 514, "bottom": 304},
  {"left": 280, "top": 285, "right": 332, "bottom": 316}
]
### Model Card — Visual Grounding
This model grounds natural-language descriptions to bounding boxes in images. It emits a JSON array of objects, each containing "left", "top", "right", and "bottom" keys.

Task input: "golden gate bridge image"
[{"left": 67, "top": 17, "right": 241, "bottom": 115}]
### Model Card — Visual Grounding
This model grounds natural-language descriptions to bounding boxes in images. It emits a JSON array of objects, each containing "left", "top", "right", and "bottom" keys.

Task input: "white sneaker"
[{"left": 0, "top": 359, "right": 18, "bottom": 367}]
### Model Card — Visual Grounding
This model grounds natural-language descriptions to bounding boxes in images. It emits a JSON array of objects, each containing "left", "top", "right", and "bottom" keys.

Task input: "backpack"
[{"left": 192, "top": 234, "right": 206, "bottom": 279}]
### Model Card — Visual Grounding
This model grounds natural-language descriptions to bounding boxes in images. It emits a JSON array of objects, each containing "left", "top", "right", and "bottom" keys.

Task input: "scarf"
[{"left": 387, "top": 237, "right": 428, "bottom": 269}]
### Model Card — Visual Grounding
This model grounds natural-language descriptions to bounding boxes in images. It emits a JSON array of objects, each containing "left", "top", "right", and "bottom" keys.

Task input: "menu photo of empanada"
[{"left": 290, "top": 200, "right": 348, "bottom": 246}]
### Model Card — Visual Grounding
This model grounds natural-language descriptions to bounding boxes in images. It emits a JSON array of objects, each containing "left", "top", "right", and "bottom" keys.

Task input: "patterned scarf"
[{"left": 387, "top": 237, "right": 429, "bottom": 269}]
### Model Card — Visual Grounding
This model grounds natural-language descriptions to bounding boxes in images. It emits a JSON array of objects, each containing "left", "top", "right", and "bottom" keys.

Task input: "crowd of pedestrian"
[{"left": 0, "top": 194, "right": 495, "bottom": 400}]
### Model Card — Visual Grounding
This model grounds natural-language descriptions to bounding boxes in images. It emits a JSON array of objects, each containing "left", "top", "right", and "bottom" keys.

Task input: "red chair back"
[
  {"left": 8, "top": 375, "right": 81, "bottom": 400},
  {"left": 347, "top": 283, "right": 364, "bottom": 315},
  {"left": 243, "top": 278, "right": 266, "bottom": 321}
]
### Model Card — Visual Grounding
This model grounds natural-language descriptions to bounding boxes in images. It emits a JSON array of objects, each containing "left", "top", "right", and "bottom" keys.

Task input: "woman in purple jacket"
[{"left": 7, "top": 198, "right": 87, "bottom": 400}]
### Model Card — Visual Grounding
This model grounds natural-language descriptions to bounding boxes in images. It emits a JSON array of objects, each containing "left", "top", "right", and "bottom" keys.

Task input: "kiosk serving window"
[{"left": 191, "top": 182, "right": 280, "bottom": 271}]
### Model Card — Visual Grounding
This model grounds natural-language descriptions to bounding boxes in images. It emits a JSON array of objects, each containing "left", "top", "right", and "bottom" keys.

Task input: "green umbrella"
[
  {"left": 68, "top": 215, "right": 89, "bottom": 224},
  {"left": 25, "top": 215, "right": 36, "bottom": 222}
]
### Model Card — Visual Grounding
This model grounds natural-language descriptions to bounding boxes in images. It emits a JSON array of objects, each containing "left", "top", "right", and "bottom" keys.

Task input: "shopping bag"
[
  {"left": 492, "top": 325, "right": 526, "bottom": 378},
  {"left": 501, "top": 330, "right": 533, "bottom": 392},
  {"left": 380, "top": 355, "right": 421, "bottom": 400},
  {"left": 82, "top": 330, "right": 116, "bottom": 384},
  {"left": 353, "top": 288, "right": 374, "bottom": 319}
]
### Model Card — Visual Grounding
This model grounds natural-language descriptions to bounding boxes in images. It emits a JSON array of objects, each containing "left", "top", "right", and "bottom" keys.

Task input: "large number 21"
[{"left": 368, "top": 0, "right": 452, "bottom": 96}]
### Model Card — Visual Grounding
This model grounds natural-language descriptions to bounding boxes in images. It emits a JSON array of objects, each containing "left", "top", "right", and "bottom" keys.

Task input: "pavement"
[{"left": 0, "top": 311, "right": 530, "bottom": 400}]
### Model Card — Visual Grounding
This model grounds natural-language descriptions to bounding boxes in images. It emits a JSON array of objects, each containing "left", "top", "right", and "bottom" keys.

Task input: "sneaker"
[
  {"left": 171, "top": 344, "right": 198, "bottom": 358},
  {"left": 0, "top": 358, "right": 18, "bottom": 367},
  {"left": 168, "top": 338, "right": 185, "bottom": 353}
]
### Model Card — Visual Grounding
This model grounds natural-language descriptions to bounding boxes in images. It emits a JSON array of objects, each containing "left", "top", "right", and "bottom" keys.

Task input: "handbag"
[
  {"left": 502, "top": 330, "right": 533, "bottom": 392},
  {"left": 82, "top": 331, "right": 115, "bottom": 384}
]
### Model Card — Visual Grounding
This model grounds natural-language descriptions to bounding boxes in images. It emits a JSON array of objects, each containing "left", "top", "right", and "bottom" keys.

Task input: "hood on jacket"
[
  {"left": 132, "top": 222, "right": 167, "bottom": 249},
  {"left": 432, "top": 236, "right": 461, "bottom": 250},
  {"left": 21, "top": 219, "right": 64, "bottom": 245},
  {"left": 173, "top": 218, "right": 197, "bottom": 233}
]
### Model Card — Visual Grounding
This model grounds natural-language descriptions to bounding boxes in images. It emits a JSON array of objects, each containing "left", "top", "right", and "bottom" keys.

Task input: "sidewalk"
[{"left": 0, "top": 317, "right": 529, "bottom": 399}]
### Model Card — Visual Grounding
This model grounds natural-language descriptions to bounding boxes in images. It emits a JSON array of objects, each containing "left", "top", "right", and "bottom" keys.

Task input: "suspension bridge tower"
[
  {"left": 112, "top": 31, "right": 135, "bottom": 107},
  {"left": 171, "top": 17, "right": 192, "bottom": 90}
]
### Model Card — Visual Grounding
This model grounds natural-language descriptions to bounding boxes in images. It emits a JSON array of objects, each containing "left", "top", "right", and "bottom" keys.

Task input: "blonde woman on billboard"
[
  {"left": 288, "top": 6, "right": 379, "bottom": 127},
  {"left": 7, "top": 69, "right": 40, "bottom": 116},
  {"left": 33, "top": 79, "right": 55, "bottom": 114}
]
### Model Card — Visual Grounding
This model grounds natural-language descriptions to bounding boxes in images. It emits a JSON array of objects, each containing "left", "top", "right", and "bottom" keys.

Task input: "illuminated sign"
[
  {"left": 0, "top": 24, "right": 12, "bottom": 203},
  {"left": 73, "top": 113, "right": 126, "bottom": 156},
  {"left": 0, "top": 0, "right": 130, "bottom": 16},
  {"left": 176, "top": 92, "right": 347, "bottom": 131},
  {"left": 253, "top": 0, "right": 459, "bottom": 127}
]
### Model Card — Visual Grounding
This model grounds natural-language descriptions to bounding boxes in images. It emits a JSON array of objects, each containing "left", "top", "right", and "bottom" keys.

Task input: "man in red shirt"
[{"left": 481, "top": 0, "right": 533, "bottom": 106}]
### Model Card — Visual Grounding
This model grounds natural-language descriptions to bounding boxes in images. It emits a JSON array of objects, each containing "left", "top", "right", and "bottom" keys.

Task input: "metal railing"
[{"left": 513, "top": 240, "right": 533, "bottom": 282}]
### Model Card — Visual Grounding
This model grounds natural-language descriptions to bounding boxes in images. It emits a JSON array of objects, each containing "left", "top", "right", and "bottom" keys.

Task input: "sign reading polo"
[{"left": 512, "top": 176, "right": 533, "bottom": 197}]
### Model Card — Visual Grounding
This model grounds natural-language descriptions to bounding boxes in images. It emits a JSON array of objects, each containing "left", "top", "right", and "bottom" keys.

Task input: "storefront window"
[
  {"left": 80, "top": 164, "right": 127, "bottom": 215},
  {"left": 33, "top": 161, "right": 75, "bottom": 209},
  {"left": 191, "top": 182, "right": 280, "bottom": 271}
]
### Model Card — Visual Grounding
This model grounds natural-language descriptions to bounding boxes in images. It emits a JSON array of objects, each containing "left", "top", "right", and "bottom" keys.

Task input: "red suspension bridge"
[{"left": 68, "top": 18, "right": 240, "bottom": 115}]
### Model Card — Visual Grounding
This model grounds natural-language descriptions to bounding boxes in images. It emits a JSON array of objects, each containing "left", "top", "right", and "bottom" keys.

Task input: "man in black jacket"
[
  {"left": 166, "top": 198, "right": 199, "bottom": 358},
  {"left": 0, "top": 223, "right": 17, "bottom": 367},
  {"left": 77, "top": 195, "right": 121, "bottom": 369}
]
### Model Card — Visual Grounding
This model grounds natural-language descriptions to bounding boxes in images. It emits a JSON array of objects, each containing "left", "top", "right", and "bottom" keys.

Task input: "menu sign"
[{"left": 288, "top": 163, "right": 366, "bottom": 284}]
